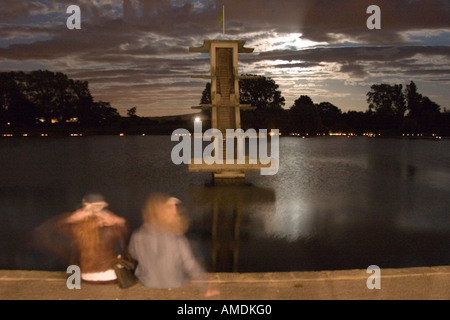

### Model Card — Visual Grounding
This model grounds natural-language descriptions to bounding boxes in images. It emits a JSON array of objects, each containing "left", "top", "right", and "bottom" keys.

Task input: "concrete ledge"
[{"left": 1, "top": 267, "right": 449, "bottom": 300}]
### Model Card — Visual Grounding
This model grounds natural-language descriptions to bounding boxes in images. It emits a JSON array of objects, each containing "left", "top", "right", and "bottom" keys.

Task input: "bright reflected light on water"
[{"left": 262, "top": 199, "right": 312, "bottom": 242}]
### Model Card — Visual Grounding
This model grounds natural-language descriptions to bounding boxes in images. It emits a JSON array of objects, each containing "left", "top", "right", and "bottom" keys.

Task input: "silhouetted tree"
[
  {"left": 367, "top": 83, "right": 406, "bottom": 117},
  {"left": 0, "top": 72, "right": 36, "bottom": 126},
  {"left": 198, "top": 82, "right": 212, "bottom": 123},
  {"left": 239, "top": 75, "right": 285, "bottom": 112},
  {"left": 200, "top": 83, "right": 212, "bottom": 105},
  {"left": 367, "top": 83, "right": 407, "bottom": 132},
  {"left": 74, "top": 79, "right": 96, "bottom": 125},
  {"left": 0, "top": 70, "right": 121, "bottom": 127},
  {"left": 289, "top": 95, "right": 321, "bottom": 134},
  {"left": 316, "top": 102, "right": 342, "bottom": 132},
  {"left": 239, "top": 75, "right": 284, "bottom": 130},
  {"left": 405, "top": 81, "right": 422, "bottom": 118},
  {"left": 405, "top": 81, "right": 441, "bottom": 133},
  {"left": 94, "top": 101, "right": 121, "bottom": 125},
  {"left": 127, "top": 107, "right": 137, "bottom": 117}
]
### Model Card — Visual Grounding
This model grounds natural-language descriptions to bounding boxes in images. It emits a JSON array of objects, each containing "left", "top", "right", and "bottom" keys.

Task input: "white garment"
[{"left": 81, "top": 269, "right": 117, "bottom": 282}]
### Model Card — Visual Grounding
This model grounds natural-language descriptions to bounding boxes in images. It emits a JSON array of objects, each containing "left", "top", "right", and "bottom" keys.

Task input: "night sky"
[{"left": 0, "top": 0, "right": 449, "bottom": 117}]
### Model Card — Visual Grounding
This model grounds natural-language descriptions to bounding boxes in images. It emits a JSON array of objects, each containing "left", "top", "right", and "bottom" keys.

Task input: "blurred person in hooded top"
[
  {"left": 129, "top": 193, "right": 219, "bottom": 297},
  {"left": 66, "top": 193, "right": 128, "bottom": 284}
]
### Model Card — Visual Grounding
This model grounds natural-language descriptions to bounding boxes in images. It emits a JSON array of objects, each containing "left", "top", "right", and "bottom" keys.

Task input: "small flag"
[{"left": 216, "top": 7, "right": 224, "bottom": 27}]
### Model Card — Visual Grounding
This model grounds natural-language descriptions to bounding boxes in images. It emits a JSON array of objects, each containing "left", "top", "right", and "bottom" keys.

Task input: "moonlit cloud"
[{"left": 0, "top": 0, "right": 449, "bottom": 116}]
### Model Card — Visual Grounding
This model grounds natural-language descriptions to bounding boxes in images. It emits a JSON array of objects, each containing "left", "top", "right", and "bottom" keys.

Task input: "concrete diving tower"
[{"left": 189, "top": 40, "right": 266, "bottom": 181}]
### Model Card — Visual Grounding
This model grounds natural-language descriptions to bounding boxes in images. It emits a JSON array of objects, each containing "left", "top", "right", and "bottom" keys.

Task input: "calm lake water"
[{"left": 0, "top": 135, "right": 449, "bottom": 272}]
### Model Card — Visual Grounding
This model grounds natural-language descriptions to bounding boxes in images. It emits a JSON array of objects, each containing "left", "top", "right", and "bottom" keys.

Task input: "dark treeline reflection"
[{"left": 187, "top": 184, "right": 276, "bottom": 272}]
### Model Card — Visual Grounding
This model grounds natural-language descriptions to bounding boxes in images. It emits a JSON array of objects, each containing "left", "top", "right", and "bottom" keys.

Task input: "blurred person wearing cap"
[
  {"left": 66, "top": 193, "right": 128, "bottom": 284},
  {"left": 129, "top": 193, "right": 219, "bottom": 297}
]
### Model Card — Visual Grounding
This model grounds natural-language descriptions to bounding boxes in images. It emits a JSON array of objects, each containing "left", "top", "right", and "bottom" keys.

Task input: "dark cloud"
[
  {"left": 261, "top": 62, "right": 322, "bottom": 69},
  {"left": 257, "top": 46, "right": 450, "bottom": 63},
  {"left": 0, "top": 0, "right": 31, "bottom": 22},
  {"left": 340, "top": 63, "right": 369, "bottom": 78},
  {"left": 254, "top": 46, "right": 450, "bottom": 79},
  {"left": 199, "top": 0, "right": 450, "bottom": 44}
]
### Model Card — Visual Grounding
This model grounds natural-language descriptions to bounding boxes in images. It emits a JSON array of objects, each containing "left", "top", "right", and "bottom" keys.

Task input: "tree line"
[
  {"left": 201, "top": 76, "right": 448, "bottom": 136},
  {"left": 1, "top": 70, "right": 448, "bottom": 135},
  {"left": 0, "top": 71, "right": 121, "bottom": 127}
]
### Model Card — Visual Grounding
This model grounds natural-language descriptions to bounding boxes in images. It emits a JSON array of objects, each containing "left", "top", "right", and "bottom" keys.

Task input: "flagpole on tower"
[
  {"left": 222, "top": 5, "right": 225, "bottom": 36},
  {"left": 217, "top": 5, "right": 226, "bottom": 37}
]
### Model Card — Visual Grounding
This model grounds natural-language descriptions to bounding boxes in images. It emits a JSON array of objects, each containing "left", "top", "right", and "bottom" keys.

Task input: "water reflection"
[
  {"left": 0, "top": 136, "right": 448, "bottom": 272},
  {"left": 187, "top": 183, "right": 275, "bottom": 272}
]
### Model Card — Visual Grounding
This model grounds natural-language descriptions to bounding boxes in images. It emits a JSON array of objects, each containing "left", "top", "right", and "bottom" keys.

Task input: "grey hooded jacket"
[{"left": 129, "top": 225, "right": 206, "bottom": 289}]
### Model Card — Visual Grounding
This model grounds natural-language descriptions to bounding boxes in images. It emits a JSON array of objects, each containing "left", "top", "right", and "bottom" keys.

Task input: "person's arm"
[
  {"left": 178, "top": 237, "right": 220, "bottom": 297},
  {"left": 66, "top": 209, "right": 89, "bottom": 223},
  {"left": 95, "top": 210, "right": 126, "bottom": 227}
]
